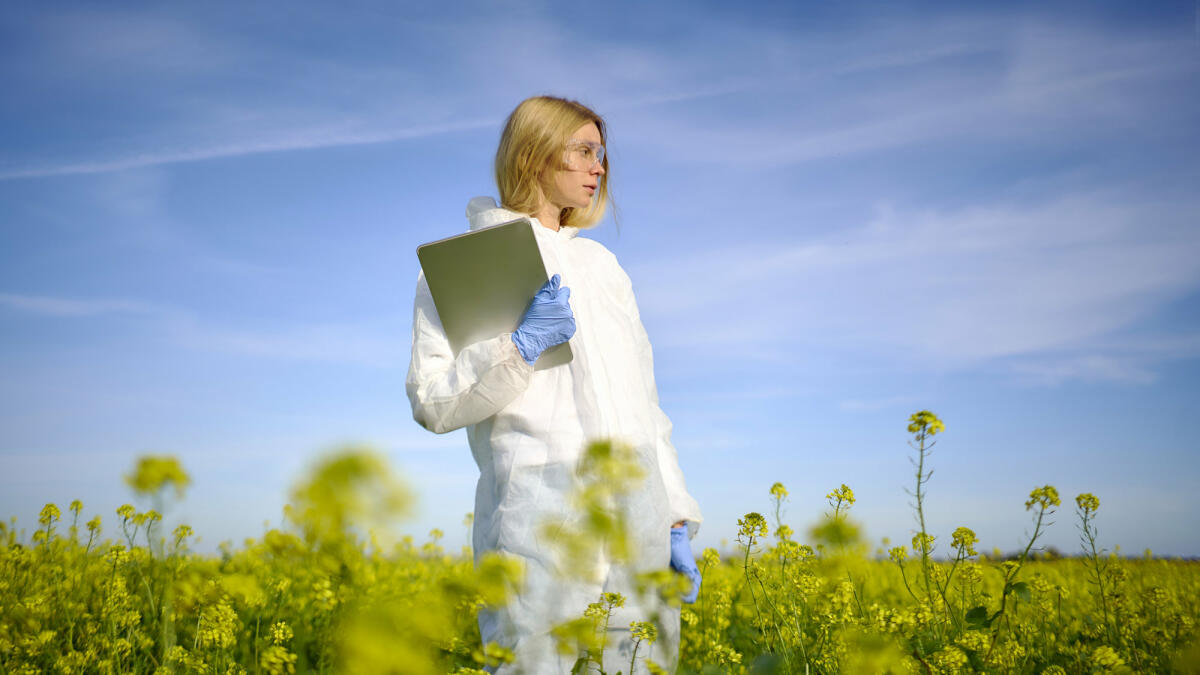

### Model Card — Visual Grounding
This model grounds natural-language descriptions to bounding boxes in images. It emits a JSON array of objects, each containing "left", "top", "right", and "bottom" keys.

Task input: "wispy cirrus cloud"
[
  {"left": 0, "top": 119, "right": 499, "bottom": 180},
  {"left": 0, "top": 293, "right": 165, "bottom": 317},
  {"left": 19, "top": 7, "right": 1188, "bottom": 182},
  {"left": 0, "top": 292, "right": 403, "bottom": 368},
  {"left": 839, "top": 395, "right": 918, "bottom": 412},
  {"left": 632, "top": 189, "right": 1200, "bottom": 382},
  {"left": 163, "top": 316, "right": 405, "bottom": 368},
  {"left": 623, "top": 20, "right": 1199, "bottom": 168}
]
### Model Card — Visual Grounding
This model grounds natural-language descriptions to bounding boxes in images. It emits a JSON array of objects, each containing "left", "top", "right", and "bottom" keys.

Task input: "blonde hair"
[{"left": 495, "top": 96, "right": 610, "bottom": 230}]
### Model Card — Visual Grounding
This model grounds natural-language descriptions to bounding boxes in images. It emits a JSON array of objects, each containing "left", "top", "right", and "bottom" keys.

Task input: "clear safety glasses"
[{"left": 563, "top": 139, "right": 605, "bottom": 171}]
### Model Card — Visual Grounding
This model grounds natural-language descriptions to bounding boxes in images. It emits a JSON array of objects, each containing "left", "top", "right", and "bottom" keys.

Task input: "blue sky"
[{"left": 2, "top": 1, "right": 1198, "bottom": 558}]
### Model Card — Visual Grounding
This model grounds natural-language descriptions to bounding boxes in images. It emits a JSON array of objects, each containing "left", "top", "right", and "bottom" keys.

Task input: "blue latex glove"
[
  {"left": 511, "top": 274, "right": 576, "bottom": 366},
  {"left": 669, "top": 525, "right": 701, "bottom": 603}
]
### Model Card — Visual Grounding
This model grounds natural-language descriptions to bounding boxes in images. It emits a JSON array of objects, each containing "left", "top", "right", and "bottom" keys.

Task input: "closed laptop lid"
[{"left": 416, "top": 218, "right": 572, "bottom": 370}]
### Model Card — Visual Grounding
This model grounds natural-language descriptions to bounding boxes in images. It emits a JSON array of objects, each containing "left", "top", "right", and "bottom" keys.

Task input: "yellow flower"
[
  {"left": 1025, "top": 485, "right": 1061, "bottom": 511},
  {"left": 38, "top": 503, "right": 60, "bottom": 527},
  {"left": 912, "top": 532, "right": 935, "bottom": 556},
  {"left": 951, "top": 526, "right": 978, "bottom": 556},
  {"left": 601, "top": 591, "right": 625, "bottom": 609},
  {"left": 124, "top": 455, "right": 192, "bottom": 498},
  {"left": 907, "top": 410, "right": 945, "bottom": 435},
  {"left": 197, "top": 599, "right": 238, "bottom": 649},
  {"left": 769, "top": 482, "right": 788, "bottom": 500},
  {"left": 956, "top": 630, "right": 991, "bottom": 653},
  {"left": 472, "top": 643, "right": 515, "bottom": 668},
  {"left": 960, "top": 562, "right": 983, "bottom": 585},
  {"left": 105, "top": 544, "right": 130, "bottom": 565},
  {"left": 825, "top": 484, "right": 856, "bottom": 508},
  {"left": 551, "top": 617, "right": 603, "bottom": 656},
  {"left": 583, "top": 602, "right": 606, "bottom": 620},
  {"left": 1000, "top": 560, "right": 1019, "bottom": 580},
  {"left": 929, "top": 645, "right": 968, "bottom": 672},
  {"left": 1076, "top": 493, "right": 1100, "bottom": 513},
  {"left": 737, "top": 513, "right": 769, "bottom": 540},
  {"left": 810, "top": 515, "right": 862, "bottom": 547},
  {"left": 1142, "top": 586, "right": 1169, "bottom": 609},
  {"left": 260, "top": 645, "right": 297, "bottom": 675},
  {"left": 287, "top": 447, "right": 412, "bottom": 547},
  {"left": 270, "top": 621, "right": 293, "bottom": 645},
  {"left": 1090, "top": 645, "right": 1125, "bottom": 670},
  {"left": 631, "top": 620, "right": 658, "bottom": 645}
]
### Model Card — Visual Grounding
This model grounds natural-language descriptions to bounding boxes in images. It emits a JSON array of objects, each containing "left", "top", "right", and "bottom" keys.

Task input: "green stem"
[
  {"left": 742, "top": 537, "right": 771, "bottom": 654},
  {"left": 985, "top": 504, "right": 1048, "bottom": 662},
  {"left": 1083, "top": 512, "right": 1113, "bottom": 642},
  {"left": 914, "top": 430, "right": 933, "bottom": 602},
  {"left": 754, "top": 573, "right": 794, "bottom": 672},
  {"left": 896, "top": 560, "right": 920, "bottom": 603}
]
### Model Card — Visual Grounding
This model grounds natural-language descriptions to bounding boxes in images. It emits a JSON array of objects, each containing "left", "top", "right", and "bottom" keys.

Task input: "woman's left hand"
[{"left": 669, "top": 525, "right": 701, "bottom": 603}]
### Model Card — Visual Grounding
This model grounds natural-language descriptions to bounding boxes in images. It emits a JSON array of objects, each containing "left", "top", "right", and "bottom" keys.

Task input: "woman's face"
[{"left": 543, "top": 121, "right": 605, "bottom": 212}]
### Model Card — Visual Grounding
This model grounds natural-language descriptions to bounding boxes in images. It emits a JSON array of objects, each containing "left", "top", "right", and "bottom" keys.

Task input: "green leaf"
[
  {"left": 965, "top": 648, "right": 987, "bottom": 671},
  {"left": 750, "top": 653, "right": 784, "bottom": 675},
  {"left": 965, "top": 605, "right": 991, "bottom": 628},
  {"left": 1009, "top": 581, "right": 1031, "bottom": 603}
]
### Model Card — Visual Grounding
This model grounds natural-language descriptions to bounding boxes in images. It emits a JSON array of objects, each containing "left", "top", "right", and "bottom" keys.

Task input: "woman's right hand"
[{"left": 511, "top": 274, "right": 576, "bottom": 366}]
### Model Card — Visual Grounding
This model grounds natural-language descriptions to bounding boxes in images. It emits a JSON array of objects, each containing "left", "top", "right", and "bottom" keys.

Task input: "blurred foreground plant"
[{"left": 2, "top": 425, "right": 1199, "bottom": 674}]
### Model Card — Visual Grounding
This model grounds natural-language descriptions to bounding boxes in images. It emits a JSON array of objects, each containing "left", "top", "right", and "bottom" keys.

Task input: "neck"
[{"left": 532, "top": 203, "right": 562, "bottom": 231}]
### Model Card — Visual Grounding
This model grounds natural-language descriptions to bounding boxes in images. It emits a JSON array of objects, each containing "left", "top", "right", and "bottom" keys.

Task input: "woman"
[{"left": 406, "top": 95, "right": 702, "bottom": 674}]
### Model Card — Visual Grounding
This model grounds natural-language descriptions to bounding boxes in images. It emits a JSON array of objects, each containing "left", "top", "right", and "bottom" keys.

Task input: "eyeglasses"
[{"left": 563, "top": 139, "right": 605, "bottom": 171}]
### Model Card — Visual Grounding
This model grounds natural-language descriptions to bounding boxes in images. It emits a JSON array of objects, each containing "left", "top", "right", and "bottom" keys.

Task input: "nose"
[{"left": 591, "top": 161, "right": 605, "bottom": 176}]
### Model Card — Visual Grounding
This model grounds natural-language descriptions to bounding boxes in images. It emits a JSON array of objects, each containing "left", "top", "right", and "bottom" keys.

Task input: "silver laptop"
[{"left": 416, "top": 218, "right": 573, "bottom": 370}]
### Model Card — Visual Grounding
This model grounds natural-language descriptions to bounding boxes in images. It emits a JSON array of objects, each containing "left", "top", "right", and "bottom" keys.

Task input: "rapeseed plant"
[
  {"left": 1077, "top": 492, "right": 1116, "bottom": 644},
  {"left": 3, "top": 423, "right": 1199, "bottom": 673},
  {"left": 906, "top": 410, "right": 944, "bottom": 605}
]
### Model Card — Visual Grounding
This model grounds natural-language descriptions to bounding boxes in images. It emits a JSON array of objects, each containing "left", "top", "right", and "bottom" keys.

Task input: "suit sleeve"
[
  {"left": 406, "top": 272, "right": 534, "bottom": 434},
  {"left": 620, "top": 267, "right": 704, "bottom": 538}
]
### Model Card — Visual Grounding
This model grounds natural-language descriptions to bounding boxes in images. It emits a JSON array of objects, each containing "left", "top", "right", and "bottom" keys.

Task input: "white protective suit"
[{"left": 406, "top": 197, "right": 703, "bottom": 673}]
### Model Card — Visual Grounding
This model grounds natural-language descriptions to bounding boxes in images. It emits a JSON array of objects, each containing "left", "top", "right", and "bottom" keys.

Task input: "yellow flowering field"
[{"left": 2, "top": 413, "right": 1198, "bottom": 674}]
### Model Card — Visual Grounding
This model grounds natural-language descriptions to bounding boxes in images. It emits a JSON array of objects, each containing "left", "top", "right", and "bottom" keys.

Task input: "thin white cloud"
[
  {"left": 0, "top": 293, "right": 164, "bottom": 317},
  {"left": 1001, "top": 332, "right": 1200, "bottom": 385},
  {"left": 15, "top": 8, "right": 1182, "bottom": 181},
  {"left": 1007, "top": 355, "right": 1158, "bottom": 386},
  {"left": 0, "top": 119, "right": 498, "bottom": 180},
  {"left": 163, "top": 316, "right": 404, "bottom": 368},
  {"left": 0, "top": 291, "right": 404, "bottom": 367},
  {"left": 631, "top": 190, "right": 1200, "bottom": 382},
  {"left": 839, "top": 396, "right": 918, "bottom": 412},
  {"left": 621, "top": 17, "right": 1197, "bottom": 167},
  {"left": 6, "top": 5, "right": 1189, "bottom": 189}
]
